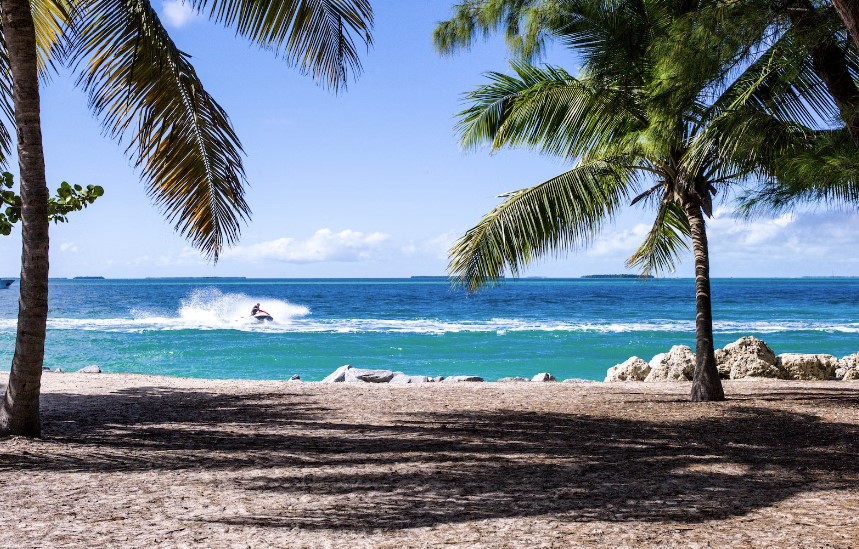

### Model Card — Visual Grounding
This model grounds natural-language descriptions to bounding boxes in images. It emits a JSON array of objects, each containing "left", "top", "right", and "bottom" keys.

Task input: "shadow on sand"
[{"left": 1, "top": 383, "right": 857, "bottom": 530}]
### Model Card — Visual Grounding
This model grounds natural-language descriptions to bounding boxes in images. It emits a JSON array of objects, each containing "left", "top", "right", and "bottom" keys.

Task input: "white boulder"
[
  {"left": 715, "top": 336, "right": 784, "bottom": 379},
  {"left": 776, "top": 354, "right": 839, "bottom": 381},
  {"left": 531, "top": 373, "right": 556, "bottom": 382},
  {"left": 77, "top": 365, "right": 101, "bottom": 373},
  {"left": 843, "top": 368, "right": 859, "bottom": 381},
  {"left": 440, "top": 376, "right": 484, "bottom": 383},
  {"left": 497, "top": 377, "right": 530, "bottom": 382},
  {"left": 835, "top": 353, "right": 859, "bottom": 380},
  {"left": 345, "top": 368, "right": 396, "bottom": 383},
  {"left": 604, "top": 357, "right": 650, "bottom": 382},
  {"left": 390, "top": 373, "right": 432, "bottom": 384},
  {"left": 644, "top": 346, "right": 695, "bottom": 382},
  {"left": 321, "top": 364, "right": 352, "bottom": 383}
]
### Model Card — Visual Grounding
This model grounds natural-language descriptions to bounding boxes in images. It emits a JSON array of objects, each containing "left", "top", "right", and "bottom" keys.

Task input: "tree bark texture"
[
  {"left": 0, "top": 0, "right": 51, "bottom": 437},
  {"left": 682, "top": 199, "right": 725, "bottom": 402},
  {"left": 833, "top": 0, "right": 859, "bottom": 52}
]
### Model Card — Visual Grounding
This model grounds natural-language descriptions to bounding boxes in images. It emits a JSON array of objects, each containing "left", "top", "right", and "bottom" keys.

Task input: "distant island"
[
  {"left": 144, "top": 277, "right": 247, "bottom": 280},
  {"left": 73, "top": 276, "right": 105, "bottom": 280},
  {"left": 581, "top": 274, "right": 654, "bottom": 279}
]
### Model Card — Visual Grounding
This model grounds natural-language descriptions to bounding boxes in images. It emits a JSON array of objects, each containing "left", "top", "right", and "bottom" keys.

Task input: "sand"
[{"left": 1, "top": 373, "right": 858, "bottom": 548}]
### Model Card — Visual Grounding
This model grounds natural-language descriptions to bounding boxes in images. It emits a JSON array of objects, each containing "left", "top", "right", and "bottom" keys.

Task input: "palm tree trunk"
[
  {"left": 0, "top": 0, "right": 51, "bottom": 437},
  {"left": 833, "top": 0, "right": 859, "bottom": 53},
  {"left": 682, "top": 198, "right": 725, "bottom": 402}
]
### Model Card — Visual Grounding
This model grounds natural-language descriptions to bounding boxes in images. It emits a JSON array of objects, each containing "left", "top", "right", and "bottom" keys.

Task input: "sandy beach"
[{"left": 1, "top": 373, "right": 858, "bottom": 548}]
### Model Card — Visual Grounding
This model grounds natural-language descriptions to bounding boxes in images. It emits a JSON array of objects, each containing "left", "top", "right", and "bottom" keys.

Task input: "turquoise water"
[{"left": 0, "top": 278, "right": 856, "bottom": 380}]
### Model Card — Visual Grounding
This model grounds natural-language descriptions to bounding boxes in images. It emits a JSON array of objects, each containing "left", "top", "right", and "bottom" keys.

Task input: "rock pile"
[
  {"left": 319, "top": 365, "right": 560, "bottom": 384},
  {"left": 837, "top": 353, "right": 859, "bottom": 380},
  {"left": 605, "top": 337, "right": 858, "bottom": 382},
  {"left": 644, "top": 346, "right": 695, "bottom": 382},
  {"left": 715, "top": 337, "right": 783, "bottom": 379},
  {"left": 604, "top": 357, "right": 650, "bottom": 382}
]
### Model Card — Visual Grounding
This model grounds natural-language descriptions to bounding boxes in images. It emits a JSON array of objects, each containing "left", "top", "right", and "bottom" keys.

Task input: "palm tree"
[
  {"left": 0, "top": 0, "right": 373, "bottom": 437},
  {"left": 435, "top": 0, "right": 845, "bottom": 401}
]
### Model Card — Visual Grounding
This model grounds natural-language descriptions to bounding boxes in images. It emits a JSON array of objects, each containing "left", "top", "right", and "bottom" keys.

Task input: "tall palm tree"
[
  {"left": 0, "top": 0, "right": 373, "bottom": 437},
  {"left": 435, "top": 0, "right": 842, "bottom": 401}
]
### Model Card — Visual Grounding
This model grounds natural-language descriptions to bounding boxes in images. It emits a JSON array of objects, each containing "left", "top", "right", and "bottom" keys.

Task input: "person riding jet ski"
[{"left": 250, "top": 303, "right": 272, "bottom": 321}]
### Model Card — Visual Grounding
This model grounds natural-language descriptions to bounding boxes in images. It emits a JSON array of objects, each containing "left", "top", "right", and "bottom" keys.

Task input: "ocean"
[{"left": 0, "top": 278, "right": 856, "bottom": 381}]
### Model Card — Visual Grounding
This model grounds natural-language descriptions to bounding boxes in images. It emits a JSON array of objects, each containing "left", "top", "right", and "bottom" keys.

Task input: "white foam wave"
[
  {"left": 0, "top": 288, "right": 310, "bottom": 333},
  {"left": 0, "top": 314, "right": 857, "bottom": 335}
]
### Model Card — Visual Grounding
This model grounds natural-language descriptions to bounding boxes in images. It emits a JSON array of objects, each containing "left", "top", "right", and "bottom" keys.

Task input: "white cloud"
[
  {"left": 585, "top": 223, "right": 651, "bottom": 257},
  {"left": 162, "top": 0, "right": 197, "bottom": 27},
  {"left": 60, "top": 242, "right": 78, "bottom": 253},
  {"left": 224, "top": 229, "right": 391, "bottom": 263},
  {"left": 402, "top": 231, "right": 462, "bottom": 260},
  {"left": 708, "top": 207, "right": 797, "bottom": 246},
  {"left": 537, "top": 207, "right": 859, "bottom": 276},
  {"left": 707, "top": 209, "right": 859, "bottom": 267}
]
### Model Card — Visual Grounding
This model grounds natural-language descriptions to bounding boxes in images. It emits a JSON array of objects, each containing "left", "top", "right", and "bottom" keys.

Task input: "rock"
[
  {"left": 42, "top": 367, "right": 51, "bottom": 371},
  {"left": 288, "top": 374, "right": 301, "bottom": 381},
  {"left": 54, "top": 368, "right": 64, "bottom": 373},
  {"left": 390, "top": 372, "right": 431, "bottom": 384},
  {"left": 835, "top": 353, "right": 859, "bottom": 380},
  {"left": 604, "top": 357, "right": 650, "bottom": 382},
  {"left": 344, "top": 368, "right": 396, "bottom": 383},
  {"left": 497, "top": 377, "right": 530, "bottom": 383},
  {"left": 432, "top": 376, "right": 445, "bottom": 383},
  {"left": 714, "top": 336, "right": 784, "bottom": 379},
  {"left": 644, "top": 346, "right": 695, "bottom": 382},
  {"left": 531, "top": 373, "right": 556, "bottom": 382},
  {"left": 77, "top": 365, "right": 101, "bottom": 373},
  {"left": 321, "top": 364, "right": 352, "bottom": 383},
  {"left": 776, "top": 353, "right": 839, "bottom": 380},
  {"left": 440, "top": 376, "right": 484, "bottom": 383},
  {"left": 843, "top": 368, "right": 859, "bottom": 381}
]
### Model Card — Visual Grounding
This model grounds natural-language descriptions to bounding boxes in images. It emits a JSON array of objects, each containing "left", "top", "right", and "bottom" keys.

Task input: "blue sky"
[{"left": 1, "top": 0, "right": 857, "bottom": 278}]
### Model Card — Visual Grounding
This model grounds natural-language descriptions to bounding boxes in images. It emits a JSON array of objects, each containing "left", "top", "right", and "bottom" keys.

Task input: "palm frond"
[
  {"left": 31, "top": 0, "right": 71, "bottom": 80},
  {"left": 706, "top": 30, "right": 840, "bottom": 129},
  {"left": 191, "top": 0, "right": 373, "bottom": 91},
  {"left": 0, "top": 42, "right": 14, "bottom": 168},
  {"left": 458, "top": 61, "right": 645, "bottom": 159},
  {"left": 0, "top": 0, "right": 69, "bottom": 166},
  {"left": 449, "top": 157, "right": 639, "bottom": 290},
  {"left": 738, "top": 129, "right": 859, "bottom": 215},
  {"left": 67, "top": 0, "right": 250, "bottom": 260},
  {"left": 434, "top": 0, "right": 554, "bottom": 60},
  {"left": 626, "top": 198, "right": 690, "bottom": 276}
]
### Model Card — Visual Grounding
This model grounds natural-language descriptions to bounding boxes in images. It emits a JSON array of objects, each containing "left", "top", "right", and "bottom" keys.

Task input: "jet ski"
[{"left": 253, "top": 313, "right": 274, "bottom": 322}]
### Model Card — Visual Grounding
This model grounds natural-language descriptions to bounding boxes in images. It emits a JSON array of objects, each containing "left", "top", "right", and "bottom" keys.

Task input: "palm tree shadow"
[{"left": 1, "top": 383, "right": 857, "bottom": 531}]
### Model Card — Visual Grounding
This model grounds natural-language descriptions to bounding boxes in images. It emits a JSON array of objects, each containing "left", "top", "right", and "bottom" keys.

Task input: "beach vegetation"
[
  {"left": 0, "top": 0, "right": 373, "bottom": 437},
  {"left": 0, "top": 172, "right": 104, "bottom": 235}
]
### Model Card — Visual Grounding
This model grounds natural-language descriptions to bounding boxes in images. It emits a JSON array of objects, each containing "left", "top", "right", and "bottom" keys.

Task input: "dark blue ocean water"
[{"left": 0, "top": 278, "right": 856, "bottom": 380}]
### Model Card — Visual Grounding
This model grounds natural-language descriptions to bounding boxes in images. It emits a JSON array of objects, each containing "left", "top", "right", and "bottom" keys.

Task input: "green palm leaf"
[
  {"left": 449, "top": 158, "right": 638, "bottom": 290},
  {"left": 626, "top": 198, "right": 690, "bottom": 277},
  {"left": 192, "top": 0, "right": 373, "bottom": 90},
  {"left": 0, "top": 0, "right": 71, "bottom": 166},
  {"left": 67, "top": 0, "right": 249, "bottom": 260},
  {"left": 459, "top": 61, "right": 644, "bottom": 159}
]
